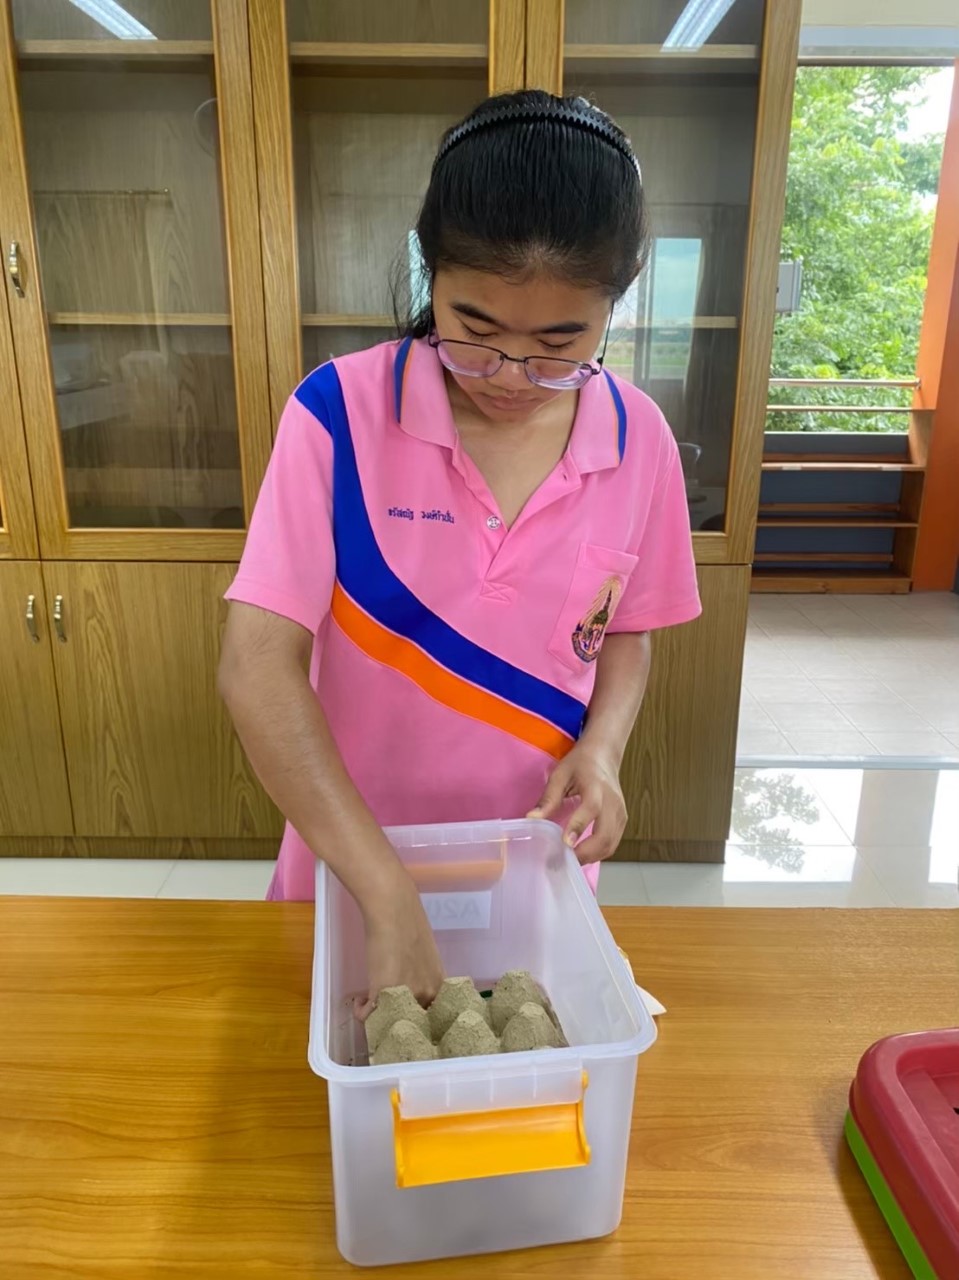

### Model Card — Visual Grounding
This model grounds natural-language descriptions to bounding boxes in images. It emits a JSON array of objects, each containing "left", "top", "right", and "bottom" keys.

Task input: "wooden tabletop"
[{"left": 0, "top": 900, "right": 956, "bottom": 1280}]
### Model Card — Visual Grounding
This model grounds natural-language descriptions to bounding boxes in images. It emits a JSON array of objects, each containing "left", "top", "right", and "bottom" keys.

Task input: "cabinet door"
[
  {"left": 618, "top": 565, "right": 750, "bottom": 860},
  {"left": 42, "top": 561, "right": 282, "bottom": 838},
  {"left": 538, "top": 0, "right": 798, "bottom": 564},
  {"left": 532, "top": 0, "right": 799, "bottom": 860},
  {"left": 0, "top": 272, "right": 37, "bottom": 559},
  {"left": 0, "top": 562, "right": 73, "bottom": 835},
  {"left": 0, "top": 0, "right": 272, "bottom": 559},
  {"left": 249, "top": 0, "right": 526, "bottom": 422}
]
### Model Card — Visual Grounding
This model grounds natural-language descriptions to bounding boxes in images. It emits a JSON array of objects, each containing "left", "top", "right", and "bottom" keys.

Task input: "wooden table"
[{"left": 1, "top": 900, "right": 956, "bottom": 1279}]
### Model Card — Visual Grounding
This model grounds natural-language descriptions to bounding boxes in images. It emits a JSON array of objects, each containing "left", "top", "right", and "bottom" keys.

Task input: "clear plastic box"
[{"left": 308, "top": 818, "right": 656, "bottom": 1267}]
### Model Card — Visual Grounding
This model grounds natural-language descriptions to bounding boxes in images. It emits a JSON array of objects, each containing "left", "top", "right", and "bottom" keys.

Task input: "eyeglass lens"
[{"left": 433, "top": 339, "right": 592, "bottom": 389}]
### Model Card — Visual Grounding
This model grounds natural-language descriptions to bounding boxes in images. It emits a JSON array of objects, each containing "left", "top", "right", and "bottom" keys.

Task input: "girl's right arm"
[{"left": 218, "top": 600, "right": 444, "bottom": 1014}]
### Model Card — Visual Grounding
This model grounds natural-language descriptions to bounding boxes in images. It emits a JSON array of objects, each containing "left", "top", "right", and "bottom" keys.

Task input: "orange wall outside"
[{"left": 913, "top": 61, "right": 959, "bottom": 590}]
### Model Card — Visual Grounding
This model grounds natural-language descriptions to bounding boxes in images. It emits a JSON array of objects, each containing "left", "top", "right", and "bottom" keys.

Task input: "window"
[{"left": 768, "top": 64, "right": 953, "bottom": 432}]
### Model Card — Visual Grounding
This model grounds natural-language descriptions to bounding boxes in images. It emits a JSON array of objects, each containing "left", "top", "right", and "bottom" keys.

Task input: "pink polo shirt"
[{"left": 226, "top": 337, "right": 700, "bottom": 900}]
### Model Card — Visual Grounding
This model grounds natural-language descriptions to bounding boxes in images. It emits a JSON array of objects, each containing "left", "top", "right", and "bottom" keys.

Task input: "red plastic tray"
[{"left": 849, "top": 1028, "right": 959, "bottom": 1278}]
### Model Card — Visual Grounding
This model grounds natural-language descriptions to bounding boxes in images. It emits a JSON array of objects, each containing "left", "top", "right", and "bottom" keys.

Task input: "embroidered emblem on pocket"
[{"left": 571, "top": 576, "right": 622, "bottom": 663}]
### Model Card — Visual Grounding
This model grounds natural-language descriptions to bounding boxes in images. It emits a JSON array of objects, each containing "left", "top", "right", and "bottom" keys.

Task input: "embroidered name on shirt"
[
  {"left": 388, "top": 507, "right": 414, "bottom": 521},
  {"left": 422, "top": 509, "right": 455, "bottom": 524}
]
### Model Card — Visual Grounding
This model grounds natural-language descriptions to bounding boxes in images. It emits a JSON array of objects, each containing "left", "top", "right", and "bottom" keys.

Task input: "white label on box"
[{"left": 420, "top": 890, "right": 492, "bottom": 931}]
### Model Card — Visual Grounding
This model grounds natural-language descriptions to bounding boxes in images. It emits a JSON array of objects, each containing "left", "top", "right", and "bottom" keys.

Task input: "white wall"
[
  {"left": 801, "top": 0, "right": 959, "bottom": 55},
  {"left": 804, "top": 1, "right": 959, "bottom": 25}
]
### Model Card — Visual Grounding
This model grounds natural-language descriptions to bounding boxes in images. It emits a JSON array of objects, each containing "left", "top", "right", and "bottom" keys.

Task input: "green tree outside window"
[{"left": 769, "top": 67, "right": 947, "bottom": 433}]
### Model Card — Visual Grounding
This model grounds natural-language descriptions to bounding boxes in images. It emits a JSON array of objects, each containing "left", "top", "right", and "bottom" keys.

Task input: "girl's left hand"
[{"left": 526, "top": 741, "right": 627, "bottom": 863}]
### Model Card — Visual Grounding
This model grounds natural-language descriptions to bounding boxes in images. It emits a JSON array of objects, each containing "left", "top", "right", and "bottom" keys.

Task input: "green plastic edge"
[{"left": 844, "top": 1110, "right": 938, "bottom": 1280}]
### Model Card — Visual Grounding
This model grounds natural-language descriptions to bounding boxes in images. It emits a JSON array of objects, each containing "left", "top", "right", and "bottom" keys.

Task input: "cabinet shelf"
[
  {"left": 296, "top": 314, "right": 739, "bottom": 331},
  {"left": 752, "top": 570, "right": 912, "bottom": 595},
  {"left": 565, "top": 43, "right": 758, "bottom": 60},
  {"left": 753, "top": 552, "right": 894, "bottom": 564},
  {"left": 18, "top": 40, "right": 214, "bottom": 61},
  {"left": 289, "top": 42, "right": 486, "bottom": 67},
  {"left": 761, "top": 460, "right": 923, "bottom": 472},
  {"left": 49, "top": 312, "right": 230, "bottom": 328},
  {"left": 759, "top": 503, "right": 901, "bottom": 515},
  {"left": 301, "top": 313, "right": 393, "bottom": 327},
  {"left": 68, "top": 467, "right": 241, "bottom": 509},
  {"left": 756, "top": 517, "right": 918, "bottom": 529},
  {"left": 565, "top": 43, "right": 759, "bottom": 75}
]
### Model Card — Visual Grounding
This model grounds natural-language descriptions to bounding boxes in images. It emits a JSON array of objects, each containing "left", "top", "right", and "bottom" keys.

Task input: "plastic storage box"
[
  {"left": 846, "top": 1028, "right": 959, "bottom": 1279},
  {"left": 308, "top": 818, "right": 656, "bottom": 1267}
]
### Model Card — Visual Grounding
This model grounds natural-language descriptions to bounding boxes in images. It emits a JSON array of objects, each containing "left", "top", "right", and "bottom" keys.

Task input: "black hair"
[{"left": 393, "top": 89, "right": 649, "bottom": 338}]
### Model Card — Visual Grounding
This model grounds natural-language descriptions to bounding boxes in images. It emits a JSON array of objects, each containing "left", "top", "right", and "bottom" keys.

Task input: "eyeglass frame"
[{"left": 428, "top": 310, "right": 614, "bottom": 390}]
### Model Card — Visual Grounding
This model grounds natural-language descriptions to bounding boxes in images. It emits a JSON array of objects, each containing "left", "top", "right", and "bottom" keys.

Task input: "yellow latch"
[{"left": 392, "top": 1072, "right": 590, "bottom": 1188}]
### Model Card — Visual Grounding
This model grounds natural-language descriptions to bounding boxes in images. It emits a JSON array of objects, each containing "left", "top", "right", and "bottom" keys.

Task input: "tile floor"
[
  {"left": 1, "top": 767, "right": 956, "bottom": 911},
  {"left": 740, "top": 592, "right": 959, "bottom": 762}
]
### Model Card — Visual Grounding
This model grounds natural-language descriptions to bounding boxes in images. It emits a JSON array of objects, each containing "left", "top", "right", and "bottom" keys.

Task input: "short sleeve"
[
  {"left": 224, "top": 393, "right": 334, "bottom": 634},
  {"left": 607, "top": 428, "right": 702, "bottom": 634}
]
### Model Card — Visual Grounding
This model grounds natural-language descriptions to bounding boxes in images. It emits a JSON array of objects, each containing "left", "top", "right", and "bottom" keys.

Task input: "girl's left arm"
[{"left": 528, "top": 631, "right": 651, "bottom": 862}]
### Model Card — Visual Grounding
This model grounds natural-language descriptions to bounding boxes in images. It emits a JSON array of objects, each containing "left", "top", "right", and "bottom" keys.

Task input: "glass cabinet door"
[
  {"left": 0, "top": 0, "right": 271, "bottom": 556},
  {"left": 564, "top": 0, "right": 766, "bottom": 533},
  {"left": 0, "top": 284, "right": 37, "bottom": 558},
  {"left": 287, "top": 0, "right": 492, "bottom": 375},
  {"left": 250, "top": 1, "right": 523, "bottom": 415}
]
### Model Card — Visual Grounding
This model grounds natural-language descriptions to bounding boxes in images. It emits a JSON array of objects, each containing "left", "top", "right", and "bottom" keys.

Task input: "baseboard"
[
  {"left": 613, "top": 838, "right": 726, "bottom": 864},
  {"left": 0, "top": 837, "right": 279, "bottom": 859}
]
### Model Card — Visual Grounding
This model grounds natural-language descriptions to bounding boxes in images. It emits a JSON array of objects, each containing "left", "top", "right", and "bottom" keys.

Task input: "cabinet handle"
[
  {"left": 25, "top": 594, "right": 40, "bottom": 643},
  {"left": 53, "top": 594, "right": 66, "bottom": 643},
  {"left": 7, "top": 240, "right": 24, "bottom": 297}
]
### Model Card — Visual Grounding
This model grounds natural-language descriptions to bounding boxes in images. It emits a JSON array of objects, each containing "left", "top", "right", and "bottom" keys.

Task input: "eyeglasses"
[{"left": 429, "top": 317, "right": 611, "bottom": 391}]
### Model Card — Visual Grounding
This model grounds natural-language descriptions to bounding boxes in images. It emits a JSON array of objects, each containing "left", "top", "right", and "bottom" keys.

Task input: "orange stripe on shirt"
[{"left": 331, "top": 583, "right": 574, "bottom": 760}]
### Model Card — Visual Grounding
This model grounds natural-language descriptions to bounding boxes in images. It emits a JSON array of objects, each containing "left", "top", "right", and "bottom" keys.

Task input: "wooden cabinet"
[
  {"left": 0, "top": 0, "right": 272, "bottom": 560},
  {"left": 42, "top": 562, "right": 281, "bottom": 838},
  {"left": 0, "top": 1, "right": 798, "bottom": 860},
  {"left": 0, "top": 280, "right": 36, "bottom": 559},
  {"left": 0, "top": 561, "right": 72, "bottom": 835},
  {"left": 248, "top": 0, "right": 526, "bottom": 421},
  {"left": 0, "top": 1, "right": 279, "bottom": 846},
  {"left": 529, "top": 0, "right": 800, "bottom": 858}
]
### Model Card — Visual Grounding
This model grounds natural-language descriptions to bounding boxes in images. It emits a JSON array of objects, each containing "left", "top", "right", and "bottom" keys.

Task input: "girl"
[{"left": 219, "top": 90, "right": 701, "bottom": 1014}]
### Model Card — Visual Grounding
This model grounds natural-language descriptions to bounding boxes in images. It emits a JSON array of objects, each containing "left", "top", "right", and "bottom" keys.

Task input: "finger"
[
  {"left": 527, "top": 762, "right": 573, "bottom": 820},
  {"left": 562, "top": 787, "right": 603, "bottom": 847},
  {"left": 353, "top": 995, "right": 375, "bottom": 1024},
  {"left": 575, "top": 804, "right": 626, "bottom": 864}
]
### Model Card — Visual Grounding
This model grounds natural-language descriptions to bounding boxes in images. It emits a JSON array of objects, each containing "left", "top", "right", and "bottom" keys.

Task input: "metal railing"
[{"left": 767, "top": 376, "right": 920, "bottom": 416}]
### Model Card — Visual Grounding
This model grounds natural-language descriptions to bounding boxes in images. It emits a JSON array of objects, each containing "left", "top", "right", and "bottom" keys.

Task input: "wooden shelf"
[
  {"left": 49, "top": 312, "right": 230, "bottom": 327},
  {"left": 564, "top": 44, "right": 759, "bottom": 78},
  {"left": 565, "top": 43, "right": 758, "bottom": 60},
  {"left": 18, "top": 40, "right": 214, "bottom": 60},
  {"left": 753, "top": 552, "right": 893, "bottom": 564},
  {"left": 301, "top": 313, "right": 393, "bottom": 328},
  {"left": 289, "top": 42, "right": 486, "bottom": 67},
  {"left": 751, "top": 570, "right": 912, "bottom": 595},
  {"left": 761, "top": 460, "right": 922, "bottom": 472},
  {"left": 298, "top": 313, "right": 736, "bottom": 331},
  {"left": 68, "top": 467, "right": 241, "bottom": 508},
  {"left": 759, "top": 502, "right": 901, "bottom": 515},
  {"left": 756, "top": 517, "right": 917, "bottom": 528}
]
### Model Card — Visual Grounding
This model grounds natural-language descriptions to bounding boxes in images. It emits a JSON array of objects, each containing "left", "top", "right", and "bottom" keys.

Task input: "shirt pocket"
[{"left": 547, "top": 542, "right": 639, "bottom": 675}]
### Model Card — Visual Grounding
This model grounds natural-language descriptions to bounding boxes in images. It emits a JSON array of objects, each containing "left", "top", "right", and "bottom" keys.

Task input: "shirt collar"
[
  {"left": 392, "top": 336, "right": 625, "bottom": 471},
  {"left": 392, "top": 336, "right": 458, "bottom": 448},
  {"left": 567, "top": 368, "right": 627, "bottom": 474}
]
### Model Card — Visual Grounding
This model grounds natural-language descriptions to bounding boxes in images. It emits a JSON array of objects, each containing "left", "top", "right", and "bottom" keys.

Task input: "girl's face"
[{"left": 431, "top": 266, "right": 612, "bottom": 423}]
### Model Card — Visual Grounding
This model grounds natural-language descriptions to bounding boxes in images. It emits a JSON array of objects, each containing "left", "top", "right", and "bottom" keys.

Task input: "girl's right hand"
[{"left": 354, "top": 866, "right": 444, "bottom": 1021}]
